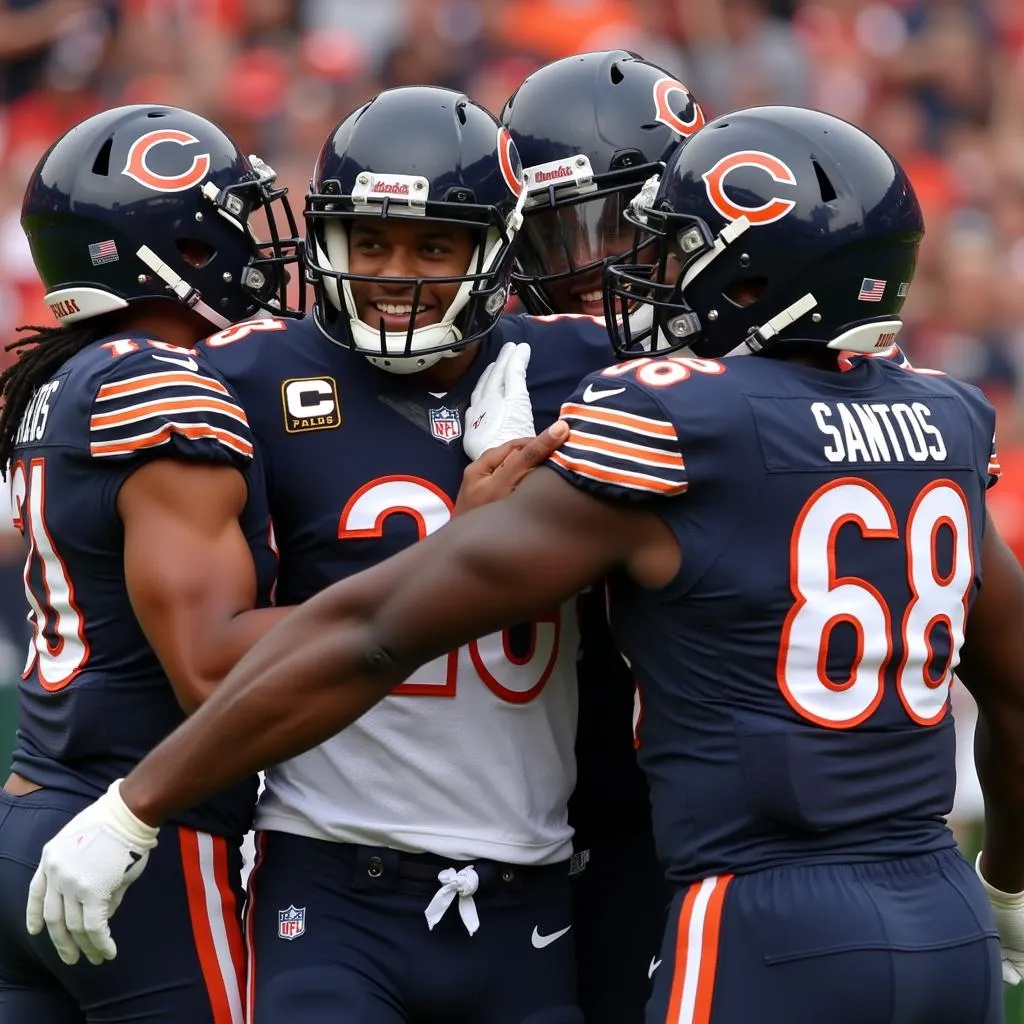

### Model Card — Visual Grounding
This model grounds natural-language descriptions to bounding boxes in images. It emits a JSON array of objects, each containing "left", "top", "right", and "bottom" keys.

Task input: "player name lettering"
[
  {"left": 48, "top": 298, "right": 81, "bottom": 319},
  {"left": 810, "top": 400, "right": 947, "bottom": 464},
  {"left": 16, "top": 379, "right": 61, "bottom": 446},
  {"left": 533, "top": 165, "right": 573, "bottom": 183},
  {"left": 372, "top": 181, "right": 410, "bottom": 195}
]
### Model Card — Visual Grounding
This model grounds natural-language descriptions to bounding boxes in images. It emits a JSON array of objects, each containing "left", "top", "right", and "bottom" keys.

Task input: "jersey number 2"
[
  {"left": 10, "top": 458, "right": 88, "bottom": 690},
  {"left": 779, "top": 477, "right": 972, "bottom": 729},
  {"left": 338, "top": 476, "right": 561, "bottom": 703}
]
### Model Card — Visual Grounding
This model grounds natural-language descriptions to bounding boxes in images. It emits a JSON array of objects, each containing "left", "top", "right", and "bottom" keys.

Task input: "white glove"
[
  {"left": 976, "top": 852, "right": 1024, "bottom": 984},
  {"left": 26, "top": 779, "right": 159, "bottom": 966},
  {"left": 463, "top": 341, "right": 535, "bottom": 462}
]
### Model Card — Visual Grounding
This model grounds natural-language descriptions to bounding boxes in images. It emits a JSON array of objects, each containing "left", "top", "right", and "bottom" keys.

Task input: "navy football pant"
[
  {"left": 572, "top": 828, "right": 670, "bottom": 1024},
  {"left": 646, "top": 848, "right": 1002, "bottom": 1024},
  {"left": 245, "top": 830, "right": 583, "bottom": 1024},
  {"left": 0, "top": 788, "right": 246, "bottom": 1023}
]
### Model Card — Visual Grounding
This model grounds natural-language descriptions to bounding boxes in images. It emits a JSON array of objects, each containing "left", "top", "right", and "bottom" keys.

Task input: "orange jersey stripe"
[
  {"left": 565, "top": 428, "right": 685, "bottom": 469},
  {"left": 89, "top": 422, "right": 253, "bottom": 458},
  {"left": 549, "top": 450, "right": 686, "bottom": 494},
  {"left": 96, "top": 370, "right": 230, "bottom": 401},
  {"left": 90, "top": 395, "right": 247, "bottom": 430},
  {"left": 561, "top": 402, "right": 678, "bottom": 438}
]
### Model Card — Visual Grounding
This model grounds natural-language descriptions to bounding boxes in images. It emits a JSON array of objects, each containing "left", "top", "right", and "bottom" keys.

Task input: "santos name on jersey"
[
  {"left": 200, "top": 313, "right": 611, "bottom": 864},
  {"left": 549, "top": 353, "right": 999, "bottom": 884}
]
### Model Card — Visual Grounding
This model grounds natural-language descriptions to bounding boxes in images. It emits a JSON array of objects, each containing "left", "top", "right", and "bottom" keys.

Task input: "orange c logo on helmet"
[
  {"left": 652, "top": 77, "right": 705, "bottom": 138},
  {"left": 702, "top": 150, "right": 798, "bottom": 225},
  {"left": 497, "top": 126, "right": 524, "bottom": 198},
  {"left": 122, "top": 129, "right": 212, "bottom": 193}
]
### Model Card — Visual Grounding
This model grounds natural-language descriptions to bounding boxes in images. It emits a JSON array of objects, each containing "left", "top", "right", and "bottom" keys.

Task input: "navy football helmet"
[
  {"left": 21, "top": 105, "right": 305, "bottom": 329},
  {"left": 605, "top": 105, "right": 924, "bottom": 359},
  {"left": 500, "top": 50, "right": 703, "bottom": 316},
  {"left": 306, "top": 86, "right": 526, "bottom": 374}
]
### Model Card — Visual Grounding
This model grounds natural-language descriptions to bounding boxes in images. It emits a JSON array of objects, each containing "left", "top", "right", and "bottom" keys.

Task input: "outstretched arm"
[
  {"left": 120, "top": 465, "right": 658, "bottom": 825},
  {"left": 959, "top": 514, "right": 1024, "bottom": 891}
]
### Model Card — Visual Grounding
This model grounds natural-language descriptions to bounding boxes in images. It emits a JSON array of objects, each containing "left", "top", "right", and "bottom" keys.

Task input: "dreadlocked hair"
[{"left": 0, "top": 323, "right": 104, "bottom": 475}]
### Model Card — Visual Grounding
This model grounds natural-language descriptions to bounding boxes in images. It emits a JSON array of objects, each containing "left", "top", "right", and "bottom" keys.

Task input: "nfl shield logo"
[
  {"left": 277, "top": 905, "right": 306, "bottom": 941},
  {"left": 429, "top": 406, "right": 462, "bottom": 445}
]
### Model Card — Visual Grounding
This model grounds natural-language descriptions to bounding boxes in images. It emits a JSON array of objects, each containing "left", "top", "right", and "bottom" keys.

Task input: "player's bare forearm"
[
  {"left": 120, "top": 601, "right": 400, "bottom": 826},
  {"left": 959, "top": 516, "right": 1024, "bottom": 891},
  {"left": 118, "top": 469, "right": 631, "bottom": 826}
]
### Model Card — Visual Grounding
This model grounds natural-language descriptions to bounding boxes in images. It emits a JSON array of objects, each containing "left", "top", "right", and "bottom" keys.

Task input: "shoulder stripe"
[
  {"left": 96, "top": 371, "right": 231, "bottom": 402},
  {"left": 90, "top": 422, "right": 253, "bottom": 459},
  {"left": 90, "top": 396, "right": 248, "bottom": 432},
  {"left": 564, "top": 427, "right": 685, "bottom": 470},
  {"left": 549, "top": 450, "right": 687, "bottom": 495},
  {"left": 560, "top": 402, "right": 678, "bottom": 439}
]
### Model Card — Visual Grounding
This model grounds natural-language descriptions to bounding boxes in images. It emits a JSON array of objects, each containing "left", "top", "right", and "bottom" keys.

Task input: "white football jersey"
[{"left": 256, "top": 603, "right": 580, "bottom": 865}]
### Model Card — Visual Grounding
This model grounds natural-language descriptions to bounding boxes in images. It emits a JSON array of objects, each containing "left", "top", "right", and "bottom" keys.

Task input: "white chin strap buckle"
[{"left": 746, "top": 292, "right": 818, "bottom": 352}]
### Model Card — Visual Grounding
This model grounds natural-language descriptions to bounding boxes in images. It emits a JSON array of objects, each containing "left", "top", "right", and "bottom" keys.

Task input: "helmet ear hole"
[
  {"left": 176, "top": 238, "right": 217, "bottom": 268},
  {"left": 723, "top": 277, "right": 768, "bottom": 308}
]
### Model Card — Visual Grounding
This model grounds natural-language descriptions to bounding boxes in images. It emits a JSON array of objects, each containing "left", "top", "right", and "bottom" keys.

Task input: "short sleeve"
[
  {"left": 88, "top": 351, "right": 253, "bottom": 467},
  {"left": 547, "top": 375, "right": 687, "bottom": 501}
]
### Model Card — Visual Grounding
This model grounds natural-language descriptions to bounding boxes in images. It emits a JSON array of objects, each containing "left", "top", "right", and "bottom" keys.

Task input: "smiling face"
[
  {"left": 346, "top": 217, "right": 479, "bottom": 334},
  {"left": 519, "top": 193, "right": 637, "bottom": 317}
]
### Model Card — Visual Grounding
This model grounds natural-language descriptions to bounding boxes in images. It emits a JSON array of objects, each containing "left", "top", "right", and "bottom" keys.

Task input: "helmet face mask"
[
  {"left": 305, "top": 87, "right": 525, "bottom": 375},
  {"left": 605, "top": 105, "right": 925, "bottom": 362},
  {"left": 501, "top": 49, "right": 704, "bottom": 317},
  {"left": 517, "top": 165, "right": 661, "bottom": 317},
  {"left": 21, "top": 105, "right": 306, "bottom": 329}
]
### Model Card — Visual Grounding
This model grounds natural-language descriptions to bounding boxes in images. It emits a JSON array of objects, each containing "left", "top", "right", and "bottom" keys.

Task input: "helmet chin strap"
[
  {"left": 136, "top": 246, "right": 231, "bottom": 329},
  {"left": 744, "top": 293, "right": 818, "bottom": 352}
]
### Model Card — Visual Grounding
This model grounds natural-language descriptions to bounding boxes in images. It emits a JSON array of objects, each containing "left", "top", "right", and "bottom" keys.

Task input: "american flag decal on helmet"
[
  {"left": 858, "top": 277, "right": 886, "bottom": 302},
  {"left": 88, "top": 240, "right": 119, "bottom": 265}
]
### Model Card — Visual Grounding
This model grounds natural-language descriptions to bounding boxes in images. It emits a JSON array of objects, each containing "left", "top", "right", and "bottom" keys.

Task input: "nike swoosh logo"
[
  {"left": 151, "top": 353, "right": 198, "bottom": 371},
  {"left": 582, "top": 384, "right": 626, "bottom": 403},
  {"left": 531, "top": 924, "right": 571, "bottom": 949},
  {"left": 648, "top": 957, "right": 662, "bottom": 978}
]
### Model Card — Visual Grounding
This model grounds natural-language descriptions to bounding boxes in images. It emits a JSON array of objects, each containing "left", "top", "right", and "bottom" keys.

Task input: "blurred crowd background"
[{"left": 1, "top": 0, "right": 1022, "bottom": 960}]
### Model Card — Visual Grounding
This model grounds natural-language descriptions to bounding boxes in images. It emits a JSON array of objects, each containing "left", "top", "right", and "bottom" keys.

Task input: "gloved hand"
[
  {"left": 976, "top": 852, "right": 1024, "bottom": 984},
  {"left": 26, "top": 779, "right": 159, "bottom": 966},
  {"left": 463, "top": 341, "right": 535, "bottom": 462}
]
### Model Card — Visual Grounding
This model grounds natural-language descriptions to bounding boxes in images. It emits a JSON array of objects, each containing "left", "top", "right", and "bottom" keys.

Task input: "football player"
[
  {"left": 500, "top": 49, "right": 703, "bottom": 1023},
  {"left": 52, "top": 85, "right": 635, "bottom": 1024},
  {"left": 37, "top": 105, "right": 1024, "bottom": 1024},
  {"left": 0, "top": 104, "right": 304, "bottom": 1022}
]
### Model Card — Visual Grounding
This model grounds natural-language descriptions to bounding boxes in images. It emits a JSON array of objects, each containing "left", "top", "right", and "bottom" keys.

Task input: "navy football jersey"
[
  {"left": 199, "top": 313, "right": 614, "bottom": 861},
  {"left": 549, "top": 353, "right": 999, "bottom": 884},
  {"left": 9, "top": 335, "right": 277, "bottom": 839},
  {"left": 199, "top": 313, "right": 610, "bottom": 598}
]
